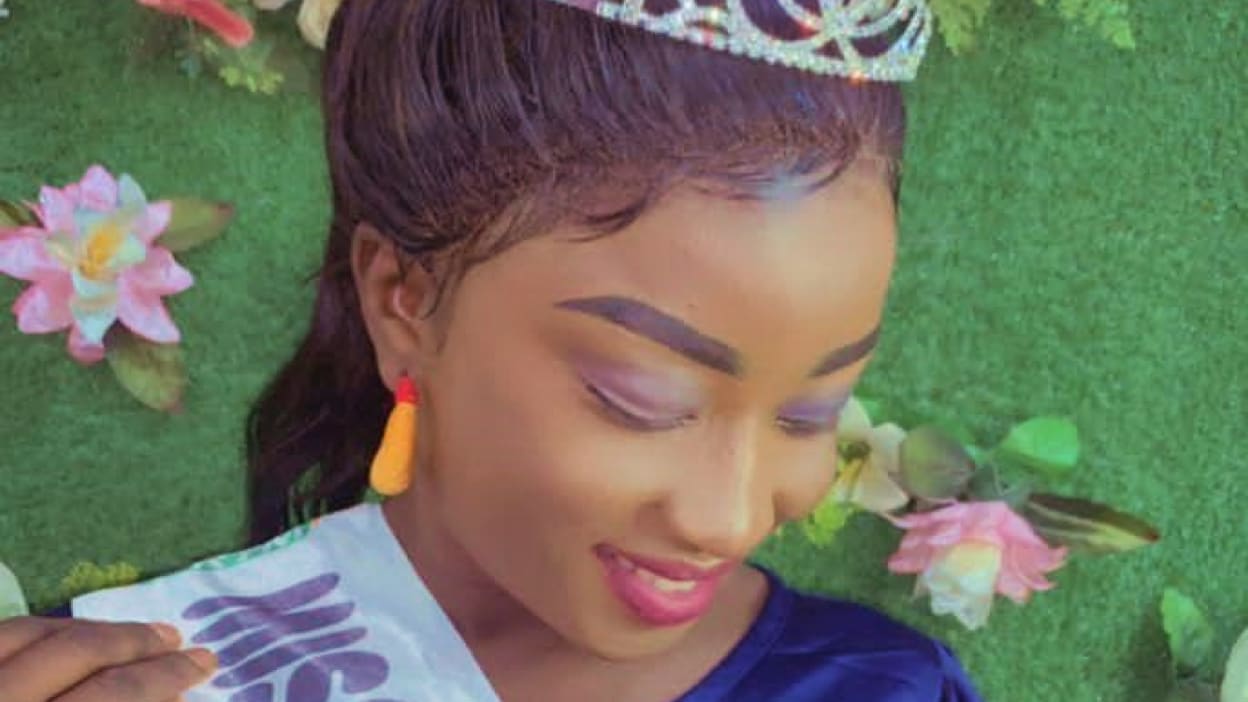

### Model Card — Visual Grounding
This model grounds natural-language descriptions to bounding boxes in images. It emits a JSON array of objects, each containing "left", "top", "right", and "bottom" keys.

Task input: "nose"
[{"left": 665, "top": 417, "right": 776, "bottom": 562}]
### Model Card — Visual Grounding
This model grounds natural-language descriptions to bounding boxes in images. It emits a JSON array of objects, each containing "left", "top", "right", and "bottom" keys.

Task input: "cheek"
[
  {"left": 428, "top": 330, "right": 654, "bottom": 565},
  {"left": 770, "top": 435, "right": 842, "bottom": 523}
]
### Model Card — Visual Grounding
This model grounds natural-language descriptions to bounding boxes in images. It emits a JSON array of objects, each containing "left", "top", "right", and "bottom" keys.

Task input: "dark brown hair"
[{"left": 244, "top": 0, "right": 908, "bottom": 546}]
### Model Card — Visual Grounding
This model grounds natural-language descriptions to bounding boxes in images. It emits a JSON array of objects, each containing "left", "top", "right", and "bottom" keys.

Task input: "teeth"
[
  {"left": 649, "top": 575, "right": 698, "bottom": 593},
  {"left": 615, "top": 554, "right": 698, "bottom": 593}
]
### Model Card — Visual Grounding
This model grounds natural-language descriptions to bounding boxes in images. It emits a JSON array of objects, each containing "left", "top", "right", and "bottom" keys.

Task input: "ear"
[{"left": 350, "top": 222, "right": 443, "bottom": 388}]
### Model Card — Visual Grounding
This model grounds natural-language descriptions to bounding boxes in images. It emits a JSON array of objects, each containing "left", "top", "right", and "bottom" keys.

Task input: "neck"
[{"left": 380, "top": 485, "right": 574, "bottom": 667}]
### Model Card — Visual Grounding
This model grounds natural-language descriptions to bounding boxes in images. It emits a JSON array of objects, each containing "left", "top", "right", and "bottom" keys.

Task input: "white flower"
[
  {"left": 830, "top": 397, "right": 910, "bottom": 514},
  {"left": 1224, "top": 627, "right": 1248, "bottom": 702},
  {"left": 297, "top": 0, "right": 344, "bottom": 49},
  {"left": 0, "top": 560, "right": 29, "bottom": 620},
  {"left": 0, "top": 1, "right": 10, "bottom": 20},
  {"left": 917, "top": 541, "right": 1002, "bottom": 630}
]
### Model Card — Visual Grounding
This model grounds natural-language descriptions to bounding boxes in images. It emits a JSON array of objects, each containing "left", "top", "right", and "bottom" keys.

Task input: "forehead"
[{"left": 465, "top": 162, "right": 896, "bottom": 376}]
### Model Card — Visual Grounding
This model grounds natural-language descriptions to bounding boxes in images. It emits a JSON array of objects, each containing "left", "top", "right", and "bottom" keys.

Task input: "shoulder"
[{"left": 735, "top": 569, "right": 984, "bottom": 702}]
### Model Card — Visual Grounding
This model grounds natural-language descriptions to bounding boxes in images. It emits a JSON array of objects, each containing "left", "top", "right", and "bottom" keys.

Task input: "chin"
[{"left": 577, "top": 618, "right": 696, "bottom": 663}]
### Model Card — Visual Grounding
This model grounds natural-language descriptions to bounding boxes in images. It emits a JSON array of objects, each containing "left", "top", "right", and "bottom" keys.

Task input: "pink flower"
[
  {"left": 887, "top": 501, "right": 1067, "bottom": 630},
  {"left": 0, "top": 165, "right": 193, "bottom": 364},
  {"left": 135, "top": 0, "right": 255, "bottom": 48}
]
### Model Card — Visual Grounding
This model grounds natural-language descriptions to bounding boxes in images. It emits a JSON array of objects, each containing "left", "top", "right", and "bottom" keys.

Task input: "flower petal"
[
  {"left": 887, "top": 544, "right": 936, "bottom": 574},
  {"left": 79, "top": 165, "right": 119, "bottom": 212},
  {"left": 38, "top": 186, "right": 76, "bottom": 233},
  {"left": 124, "top": 247, "right": 194, "bottom": 296},
  {"left": 67, "top": 325, "right": 107, "bottom": 365},
  {"left": 70, "top": 292, "right": 119, "bottom": 345},
  {"left": 117, "top": 173, "right": 148, "bottom": 210},
  {"left": 994, "top": 566, "right": 1034, "bottom": 603},
  {"left": 929, "top": 585, "right": 994, "bottom": 630},
  {"left": 870, "top": 423, "right": 907, "bottom": 477},
  {"left": 135, "top": 201, "right": 172, "bottom": 245},
  {"left": 830, "top": 458, "right": 863, "bottom": 503},
  {"left": 71, "top": 268, "right": 117, "bottom": 301},
  {"left": 0, "top": 229, "right": 62, "bottom": 281},
  {"left": 838, "top": 396, "right": 872, "bottom": 439},
  {"left": 112, "top": 233, "right": 149, "bottom": 271},
  {"left": 116, "top": 280, "right": 181, "bottom": 343},
  {"left": 12, "top": 276, "right": 74, "bottom": 333},
  {"left": 852, "top": 458, "right": 911, "bottom": 514}
]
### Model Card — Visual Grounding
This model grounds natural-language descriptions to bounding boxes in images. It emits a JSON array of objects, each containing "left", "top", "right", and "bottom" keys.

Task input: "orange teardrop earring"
[{"left": 369, "top": 372, "right": 420, "bottom": 496}]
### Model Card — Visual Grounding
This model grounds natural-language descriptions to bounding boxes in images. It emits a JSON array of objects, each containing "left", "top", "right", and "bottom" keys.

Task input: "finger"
[
  {"left": 0, "top": 616, "right": 75, "bottom": 664},
  {"left": 53, "top": 648, "right": 217, "bottom": 702},
  {"left": 0, "top": 620, "right": 182, "bottom": 702}
]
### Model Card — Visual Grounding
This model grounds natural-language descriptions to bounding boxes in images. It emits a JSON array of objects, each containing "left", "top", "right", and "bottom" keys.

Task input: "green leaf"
[
  {"left": 927, "top": 418, "right": 978, "bottom": 450},
  {"left": 0, "top": 199, "right": 37, "bottom": 228},
  {"left": 996, "top": 416, "right": 1080, "bottom": 479},
  {"left": 105, "top": 328, "right": 188, "bottom": 412},
  {"left": 964, "top": 443, "right": 987, "bottom": 465},
  {"left": 898, "top": 425, "right": 977, "bottom": 500},
  {"left": 800, "top": 498, "right": 857, "bottom": 547},
  {"left": 1164, "top": 679, "right": 1218, "bottom": 702},
  {"left": 159, "top": 198, "right": 234, "bottom": 252},
  {"left": 967, "top": 465, "right": 1033, "bottom": 509},
  {"left": 931, "top": 0, "right": 995, "bottom": 55},
  {"left": 1160, "top": 588, "right": 1216, "bottom": 678},
  {"left": 1221, "top": 627, "right": 1248, "bottom": 702},
  {"left": 1032, "top": 0, "right": 1137, "bottom": 51},
  {"left": 1021, "top": 493, "right": 1159, "bottom": 554},
  {"left": 264, "top": 38, "right": 315, "bottom": 95},
  {"left": 57, "top": 561, "right": 142, "bottom": 602}
]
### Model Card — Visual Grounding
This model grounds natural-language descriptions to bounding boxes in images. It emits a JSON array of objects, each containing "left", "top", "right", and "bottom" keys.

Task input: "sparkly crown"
[{"left": 545, "top": 0, "right": 933, "bottom": 82}]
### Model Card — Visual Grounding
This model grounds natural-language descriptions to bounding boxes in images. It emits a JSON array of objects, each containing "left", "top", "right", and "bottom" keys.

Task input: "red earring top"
[{"left": 395, "top": 374, "right": 420, "bottom": 405}]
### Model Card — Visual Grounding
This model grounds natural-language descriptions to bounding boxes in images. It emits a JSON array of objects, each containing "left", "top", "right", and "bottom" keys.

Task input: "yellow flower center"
[{"left": 79, "top": 218, "right": 129, "bottom": 281}]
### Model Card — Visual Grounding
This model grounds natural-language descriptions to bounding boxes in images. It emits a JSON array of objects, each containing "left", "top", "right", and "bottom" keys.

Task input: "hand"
[{"left": 0, "top": 616, "right": 218, "bottom": 702}]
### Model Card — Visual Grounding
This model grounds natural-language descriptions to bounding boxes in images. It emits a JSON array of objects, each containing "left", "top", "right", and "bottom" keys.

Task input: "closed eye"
[
  {"left": 584, "top": 382, "right": 694, "bottom": 432},
  {"left": 775, "top": 399, "right": 849, "bottom": 438},
  {"left": 775, "top": 416, "right": 839, "bottom": 438},
  {"left": 587, "top": 382, "right": 849, "bottom": 439}
]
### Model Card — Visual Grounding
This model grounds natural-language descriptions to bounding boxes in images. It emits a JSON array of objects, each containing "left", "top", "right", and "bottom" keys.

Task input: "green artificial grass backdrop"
[{"left": 0, "top": 2, "right": 1243, "bottom": 700}]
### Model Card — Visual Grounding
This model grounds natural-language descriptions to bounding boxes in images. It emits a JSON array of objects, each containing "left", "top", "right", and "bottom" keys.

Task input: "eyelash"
[
  {"left": 776, "top": 415, "right": 842, "bottom": 438},
  {"left": 584, "top": 383, "right": 844, "bottom": 438},
  {"left": 584, "top": 383, "right": 694, "bottom": 431}
]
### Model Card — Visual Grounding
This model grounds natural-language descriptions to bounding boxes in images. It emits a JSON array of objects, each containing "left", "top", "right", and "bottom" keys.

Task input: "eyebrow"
[{"left": 554, "top": 295, "right": 880, "bottom": 379}]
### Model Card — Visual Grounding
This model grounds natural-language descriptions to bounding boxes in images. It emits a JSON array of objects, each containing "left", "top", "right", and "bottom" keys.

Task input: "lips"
[
  {"left": 610, "top": 548, "right": 735, "bottom": 581},
  {"left": 594, "top": 544, "right": 734, "bottom": 627}
]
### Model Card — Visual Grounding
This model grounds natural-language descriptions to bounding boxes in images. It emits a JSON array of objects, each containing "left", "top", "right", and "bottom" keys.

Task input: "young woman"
[{"left": 1, "top": 1, "right": 984, "bottom": 700}]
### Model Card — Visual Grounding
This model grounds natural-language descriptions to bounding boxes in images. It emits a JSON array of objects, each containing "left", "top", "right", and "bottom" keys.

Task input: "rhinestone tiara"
[{"left": 543, "top": 0, "right": 933, "bottom": 82}]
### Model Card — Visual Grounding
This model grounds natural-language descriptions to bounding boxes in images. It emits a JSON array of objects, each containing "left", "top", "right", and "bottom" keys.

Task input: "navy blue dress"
[{"left": 43, "top": 565, "right": 982, "bottom": 701}]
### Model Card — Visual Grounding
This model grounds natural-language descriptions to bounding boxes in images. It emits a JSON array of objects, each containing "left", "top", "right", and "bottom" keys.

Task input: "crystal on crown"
[{"left": 545, "top": 0, "right": 933, "bottom": 82}]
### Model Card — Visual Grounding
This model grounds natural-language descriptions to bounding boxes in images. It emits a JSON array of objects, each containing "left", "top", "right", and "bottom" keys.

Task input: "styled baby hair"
[{"left": 244, "top": 0, "right": 908, "bottom": 546}]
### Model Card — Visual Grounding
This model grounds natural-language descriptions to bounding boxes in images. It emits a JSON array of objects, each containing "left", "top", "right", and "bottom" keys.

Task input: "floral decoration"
[
  {"left": 128, "top": 0, "right": 344, "bottom": 95},
  {"left": 0, "top": 164, "right": 234, "bottom": 412},
  {"left": 796, "top": 399, "right": 1160, "bottom": 630},
  {"left": 0, "top": 560, "right": 28, "bottom": 619}
]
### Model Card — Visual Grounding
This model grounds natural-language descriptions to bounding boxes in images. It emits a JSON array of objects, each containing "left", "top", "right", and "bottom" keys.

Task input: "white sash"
[{"left": 73, "top": 502, "right": 502, "bottom": 702}]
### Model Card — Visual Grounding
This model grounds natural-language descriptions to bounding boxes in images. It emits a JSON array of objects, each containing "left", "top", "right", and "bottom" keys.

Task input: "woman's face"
[{"left": 366, "top": 157, "right": 897, "bottom": 661}]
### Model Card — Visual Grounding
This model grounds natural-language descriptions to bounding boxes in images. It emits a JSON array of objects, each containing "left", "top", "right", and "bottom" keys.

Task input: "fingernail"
[
  {"left": 149, "top": 622, "right": 181, "bottom": 646},
  {"left": 186, "top": 647, "right": 219, "bottom": 673}
]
